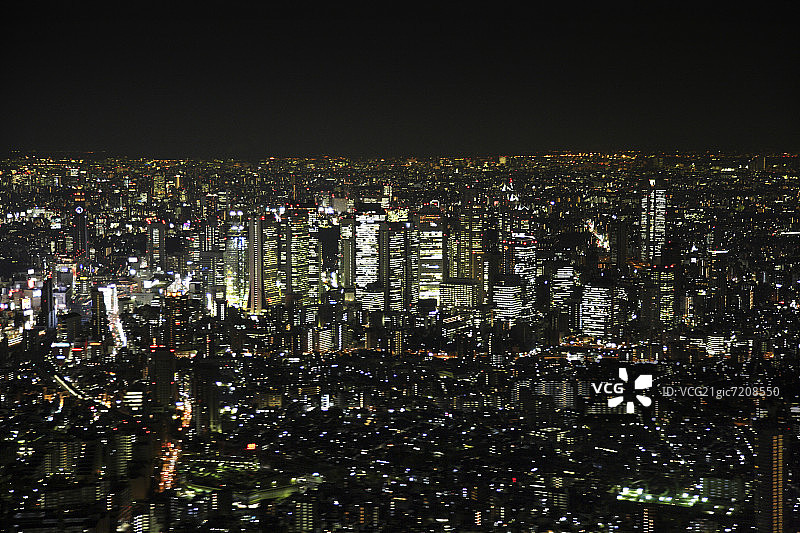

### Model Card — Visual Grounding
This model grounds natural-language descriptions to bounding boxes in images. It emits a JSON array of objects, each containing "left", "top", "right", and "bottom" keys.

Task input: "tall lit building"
[
  {"left": 72, "top": 188, "right": 88, "bottom": 262},
  {"left": 755, "top": 421, "right": 787, "bottom": 532},
  {"left": 502, "top": 235, "right": 536, "bottom": 303},
  {"left": 640, "top": 179, "right": 666, "bottom": 264},
  {"left": 163, "top": 293, "right": 190, "bottom": 349},
  {"left": 147, "top": 221, "right": 167, "bottom": 272},
  {"left": 355, "top": 212, "right": 385, "bottom": 297},
  {"left": 418, "top": 207, "right": 445, "bottom": 304},
  {"left": 338, "top": 216, "right": 356, "bottom": 289},
  {"left": 247, "top": 216, "right": 281, "bottom": 314},
  {"left": 492, "top": 275, "right": 527, "bottom": 326},
  {"left": 90, "top": 287, "right": 108, "bottom": 343},
  {"left": 450, "top": 200, "right": 486, "bottom": 303},
  {"left": 551, "top": 265, "right": 578, "bottom": 311},
  {"left": 379, "top": 222, "right": 420, "bottom": 313},
  {"left": 644, "top": 264, "right": 675, "bottom": 328},
  {"left": 579, "top": 283, "right": 612, "bottom": 339},
  {"left": 283, "top": 205, "right": 311, "bottom": 307},
  {"left": 224, "top": 220, "right": 248, "bottom": 308},
  {"left": 307, "top": 209, "right": 324, "bottom": 304}
]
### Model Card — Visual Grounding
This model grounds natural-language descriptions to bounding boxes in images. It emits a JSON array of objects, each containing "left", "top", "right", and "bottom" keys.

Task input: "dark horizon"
[{"left": 2, "top": 9, "right": 799, "bottom": 158}]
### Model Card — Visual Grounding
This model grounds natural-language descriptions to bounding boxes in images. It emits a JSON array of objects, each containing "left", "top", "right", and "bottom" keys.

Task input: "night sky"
[{"left": 2, "top": 8, "right": 799, "bottom": 158}]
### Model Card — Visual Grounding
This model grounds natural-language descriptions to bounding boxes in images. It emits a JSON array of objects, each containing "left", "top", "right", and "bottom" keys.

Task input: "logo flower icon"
[{"left": 608, "top": 368, "right": 652, "bottom": 413}]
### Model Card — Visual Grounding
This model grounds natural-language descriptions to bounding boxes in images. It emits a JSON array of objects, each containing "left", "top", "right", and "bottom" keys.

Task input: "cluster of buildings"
[{"left": 0, "top": 152, "right": 798, "bottom": 531}]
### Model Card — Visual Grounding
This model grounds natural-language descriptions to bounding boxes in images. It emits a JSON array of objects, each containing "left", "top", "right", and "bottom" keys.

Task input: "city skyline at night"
[{"left": 2, "top": 8, "right": 800, "bottom": 533}]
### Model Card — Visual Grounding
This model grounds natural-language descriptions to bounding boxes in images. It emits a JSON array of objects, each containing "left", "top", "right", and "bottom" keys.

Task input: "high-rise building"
[
  {"left": 283, "top": 205, "right": 311, "bottom": 307},
  {"left": 38, "top": 278, "right": 57, "bottom": 330},
  {"left": 644, "top": 264, "right": 675, "bottom": 328},
  {"left": 355, "top": 212, "right": 385, "bottom": 297},
  {"left": 379, "top": 222, "right": 420, "bottom": 313},
  {"left": 579, "top": 283, "right": 612, "bottom": 339},
  {"left": 492, "top": 275, "right": 526, "bottom": 326},
  {"left": 194, "top": 361, "right": 221, "bottom": 435},
  {"left": 72, "top": 188, "right": 89, "bottom": 262},
  {"left": 150, "top": 348, "right": 176, "bottom": 410},
  {"left": 338, "top": 216, "right": 356, "bottom": 289},
  {"left": 755, "top": 421, "right": 788, "bottom": 532},
  {"left": 640, "top": 179, "right": 666, "bottom": 264},
  {"left": 163, "top": 293, "right": 190, "bottom": 349},
  {"left": 147, "top": 222, "right": 167, "bottom": 272},
  {"left": 308, "top": 209, "right": 324, "bottom": 305},
  {"left": 247, "top": 216, "right": 281, "bottom": 314},
  {"left": 224, "top": 219, "right": 248, "bottom": 308},
  {"left": 551, "top": 265, "right": 578, "bottom": 311},
  {"left": 90, "top": 287, "right": 108, "bottom": 343},
  {"left": 418, "top": 207, "right": 445, "bottom": 304}
]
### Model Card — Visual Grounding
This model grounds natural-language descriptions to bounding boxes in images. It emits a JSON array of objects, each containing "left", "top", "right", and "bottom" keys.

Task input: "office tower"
[
  {"left": 450, "top": 200, "right": 486, "bottom": 303},
  {"left": 224, "top": 219, "right": 248, "bottom": 308},
  {"left": 90, "top": 287, "right": 108, "bottom": 342},
  {"left": 338, "top": 216, "right": 356, "bottom": 289},
  {"left": 755, "top": 421, "right": 787, "bottom": 532},
  {"left": 162, "top": 293, "right": 189, "bottom": 349},
  {"left": 194, "top": 361, "right": 221, "bottom": 435},
  {"left": 198, "top": 218, "right": 226, "bottom": 308},
  {"left": 381, "top": 184, "right": 393, "bottom": 209},
  {"left": 110, "top": 432, "right": 133, "bottom": 481},
  {"left": 640, "top": 179, "right": 666, "bottom": 264},
  {"left": 147, "top": 221, "right": 167, "bottom": 272},
  {"left": 283, "top": 205, "right": 311, "bottom": 307},
  {"left": 579, "top": 283, "right": 612, "bottom": 338},
  {"left": 418, "top": 207, "right": 445, "bottom": 304},
  {"left": 72, "top": 188, "right": 89, "bottom": 262},
  {"left": 38, "top": 278, "right": 57, "bottom": 330},
  {"left": 501, "top": 235, "right": 536, "bottom": 304},
  {"left": 609, "top": 218, "right": 631, "bottom": 267},
  {"left": 379, "top": 222, "right": 420, "bottom": 313},
  {"left": 492, "top": 275, "right": 526, "bottom": 326},
  {"left": 551, "top": 265, "right": 578, "bottom": 311},
  {"left": 308, "top": 209, "right": 323, "bottom": 304},
  {"left": 152, "top": 173, "right": 166, "bottom": 200},
  {"left": 355, "top": 212, "right": 385, "bottom": 296},
  {"left": 150, "top": 348, "right": 176, "bottom": 410},
  {"left": 247, "top": 216, "right": 280, "bottom": 314},
  {"left": 440, "top": 279, "right": 477, "bottom": 310},
  {"left": 644, "top": 264, "right": 675, "bottom": 328}
]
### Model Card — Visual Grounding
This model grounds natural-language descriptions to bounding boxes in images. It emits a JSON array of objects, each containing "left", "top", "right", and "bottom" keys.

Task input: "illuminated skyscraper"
[
  {"left": 247, "top": 216, "right": 281, "bottom": 314},
  {"left": 644, "top": 264, "right": 675, "bottom": 328},
  {"left": 755, "top": 421, "right": 787, "bottom": 532},
  {"left": 418, "top": 207, "right": 445, "bottom": 304},
  {"left": 379, "top": 222, "right": 419, "bottom": 313},
  {"left": 307, "top": 208, "right": 324, "bottom": 304},
  {"left": 283, "top": 205, "right": 311, "bottom": 307},
  {"left": 147, "top": 221, "right": 167, "bottom": 272},
  {"left": 492, "top": 276, "right": 526, "bottom": 326},
  {"left": 355, "top": 212, "right": 385, "bottom": 297},
  {"left": 551, "top": 265, "right": 578, "bottom": 311},
  {"left": 163, "top": 293, "right": 190, "bottom": 349},
  {"left": 579, "top": 283, "right": 612, "bottom": 339},
  {"left": 224, "top": 220, "right": 248, "bottom": 308},
  {"left": 338, "top": 216, "right": 356, "bottom": 289},
  {"left": 90, "top": 287, "right": 108, "bottom": 342},
  {"left": 72, "top": 188, "right": 88, "bottom": 262},
  {"left": 640, "top": 179, "right": 666, "bottom": 264}
]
